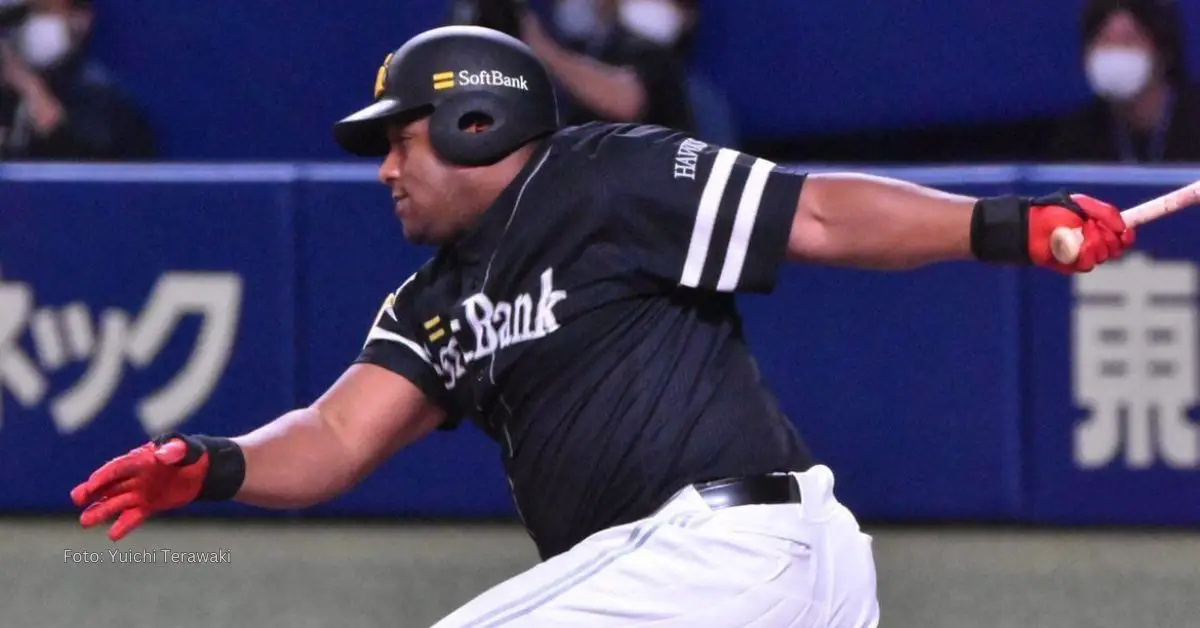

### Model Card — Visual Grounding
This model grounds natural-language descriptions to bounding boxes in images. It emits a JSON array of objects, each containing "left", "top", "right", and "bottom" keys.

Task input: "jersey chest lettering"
[{"left": 428, "top": 267, "right": 567, "bottom": 390}]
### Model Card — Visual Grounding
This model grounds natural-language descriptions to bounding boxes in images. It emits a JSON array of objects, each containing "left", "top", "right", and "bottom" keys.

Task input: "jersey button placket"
[{"left": 464, "top": 270, "right": 488, "bottom": 412}]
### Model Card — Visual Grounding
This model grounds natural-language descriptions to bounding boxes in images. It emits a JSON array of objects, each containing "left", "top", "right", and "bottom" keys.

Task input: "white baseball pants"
[{"left": 431, "top": 465, "right": 880, "bottom": 627}]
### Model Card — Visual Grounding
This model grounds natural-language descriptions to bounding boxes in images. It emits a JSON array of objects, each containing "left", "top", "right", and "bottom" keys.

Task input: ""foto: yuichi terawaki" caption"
[{"left": 63, "top": 548, "right": 232, "bottom": 565}]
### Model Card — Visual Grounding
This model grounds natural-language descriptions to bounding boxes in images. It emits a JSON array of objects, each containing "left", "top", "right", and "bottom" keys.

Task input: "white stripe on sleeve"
[
  {"left": 364, "top": 326, "right": 432, "bottom": 365},
  {"left": 716, "top": 158, "right": 776, "bottom": 291},
  {"left": 679, "top": 148, "right": 739, "bottom": 288}
]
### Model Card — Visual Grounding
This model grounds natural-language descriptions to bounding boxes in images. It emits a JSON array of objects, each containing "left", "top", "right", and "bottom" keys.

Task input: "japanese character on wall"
[
  {"left": 0, "top": 269, "right": 242, "bottom": 435},
  {"left": 1073, "top": 252, "right": 1200, "bottom": 470}
]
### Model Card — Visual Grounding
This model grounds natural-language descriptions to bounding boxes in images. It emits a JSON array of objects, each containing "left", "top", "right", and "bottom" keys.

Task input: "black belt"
[{"left": 692, "top": 472, "right": 802, "bottom": 511}]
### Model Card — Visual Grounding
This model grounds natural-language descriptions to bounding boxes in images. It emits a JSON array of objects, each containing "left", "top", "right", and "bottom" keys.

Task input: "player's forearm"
[
  {"left": 787, "top": 173, "right": 976, "bottom": 270},
  {"left": 230, "top": 407, "right": 362, "bottom": 508}
]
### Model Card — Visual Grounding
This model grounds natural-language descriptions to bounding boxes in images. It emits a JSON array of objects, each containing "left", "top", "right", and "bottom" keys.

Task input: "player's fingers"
[
  {"left": 78, "top": 499, "right": 108, "bottom": 527},
  {"left": 1087, "top": 223, "right": 1114, "bottom": 264},
  {"left": 1121, "top": 227, "right": 1136, "bottom": 248},
  {"left": 1099, "top": 224, "right": 1121, "bottom": 258},
  {"left": 93, "top": 477, "right": 142, "bottom": 502},
  {"left": 154, "top": 439, "right": 187, "bottom": 465},
  {"left": 1077, "top": 246, "right": 1097, "bottom": 272},
  {"left": 1075, "top": 224, "right": 1099, "bottom": 272},
  {"left": 79, "top": 491, "right": 142, "bottom": 528},
  {"left": 71, "top": 458, "right": 129, "bottom": 505},
  {"left": 76, "top": 454, "right": 154, "bottom": 504},
  {"left": 108, "top": 507, "right": 150, "bottom": 542},
  {"left": 80, "top": 493, "right": 139, "bottom": 528},
  {"left": 1103, "top": 225, "right": 1135, "bottom": 260},
  {"left": 70, "top": 481, "right": 94, "bottom": 507},
  {"left": 1072, "top": 194, "right": 1127, "bottom": 233}
]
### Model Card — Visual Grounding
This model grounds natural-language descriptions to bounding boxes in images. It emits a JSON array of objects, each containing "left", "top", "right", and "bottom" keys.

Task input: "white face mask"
[
  {"left": 1085, "top": 46, "right": 1153, "bottom": 101},
  {"left": 18, "top": 13, "right": 73, "bottom": 70},
  {"left": 618, "top": 0, "right": 686, "bottom": 46},
  {"left": 554, "top": 0, "right": 600, "bottom": 40}
]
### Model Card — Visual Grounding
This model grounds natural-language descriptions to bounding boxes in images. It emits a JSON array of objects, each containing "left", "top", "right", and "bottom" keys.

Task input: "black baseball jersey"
[{"left": 357, "top": 122, "right": 814, "bottom": 559}]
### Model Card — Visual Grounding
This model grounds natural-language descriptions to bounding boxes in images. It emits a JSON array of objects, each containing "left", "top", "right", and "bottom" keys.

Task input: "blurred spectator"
[
  {"left": 517, "top": 0, "right": 697, "bottom": 134},
  {"left": 1046, "top": 0, "right": 1200, "bottom": 163},
  {"left": 618, "top": 0, "right": 740, "bottom": 147},
  {"left": 0, "top": 0, "right": 155, "bottom": 161}
]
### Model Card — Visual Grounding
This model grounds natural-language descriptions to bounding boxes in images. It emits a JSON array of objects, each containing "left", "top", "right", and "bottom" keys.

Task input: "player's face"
[{"left": 378, "top": 118, "right": 475, "bottom": 246}]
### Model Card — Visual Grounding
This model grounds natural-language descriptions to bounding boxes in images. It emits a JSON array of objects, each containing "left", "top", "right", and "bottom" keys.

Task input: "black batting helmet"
[{"left": 333, "top": 25, "right": 560, "bottom": 167}]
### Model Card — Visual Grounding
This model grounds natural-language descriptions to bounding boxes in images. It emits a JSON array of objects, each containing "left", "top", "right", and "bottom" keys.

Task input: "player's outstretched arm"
[
  {"left": 232, "top": 363, "right": 444, "bottom": 508},
  {"left": 69, "top": 363, "right": 443, "bottom": 541},
  {"left": 787, "top": 172, "right": 1134, "bottom": 273}
]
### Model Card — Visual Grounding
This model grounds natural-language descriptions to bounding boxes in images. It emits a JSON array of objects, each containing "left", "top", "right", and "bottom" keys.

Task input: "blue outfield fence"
[{"left": 2, "top": 162, "right": 1199, "bottom": 525}]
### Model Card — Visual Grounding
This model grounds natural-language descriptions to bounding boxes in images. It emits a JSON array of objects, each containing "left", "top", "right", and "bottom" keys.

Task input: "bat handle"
[{"left": 1050, "top": 226, "right": 1085, "bottom": 264}]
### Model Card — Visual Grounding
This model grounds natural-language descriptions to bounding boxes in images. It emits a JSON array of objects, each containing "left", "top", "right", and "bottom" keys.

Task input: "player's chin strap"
[
  {"left": 970, "top": 191, "right": 1085, "bottom": 264},
  {"left": 152, "top": 432, "right": 246, "bottom": 501}
]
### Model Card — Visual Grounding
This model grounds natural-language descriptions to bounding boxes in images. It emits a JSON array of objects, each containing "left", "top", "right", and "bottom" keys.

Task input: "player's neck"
[
  {"left": 461, "top": 143, "right": 540, "bottom": 222},
  {"left": 478, "top": 144, "right": 539, "bottom": 202},
  {"left": 1118, "top": 79, "right": 1171, "bottom": 133}
]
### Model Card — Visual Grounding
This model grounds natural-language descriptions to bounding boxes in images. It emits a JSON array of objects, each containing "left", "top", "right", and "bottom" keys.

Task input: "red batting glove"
[
  {"left": 1027, "top": 193, "right": 1135, "bottom": 274},
  {"left": 69, "top": 438, "right": 208, "bottom": 541}
]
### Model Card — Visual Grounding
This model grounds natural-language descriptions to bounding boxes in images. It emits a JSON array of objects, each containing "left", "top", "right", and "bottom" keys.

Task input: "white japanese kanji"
[
  {"left": 0, "top": 269, "right": 242, "bottom": 435},
  {"left": 1072, "top": 252, "right": 1200, "bottom": 470}
]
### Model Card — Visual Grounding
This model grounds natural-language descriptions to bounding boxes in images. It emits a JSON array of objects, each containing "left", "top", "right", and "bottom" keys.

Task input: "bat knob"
[{"left": 1050, "top": 226, "right": 1084, "bottom": 264}]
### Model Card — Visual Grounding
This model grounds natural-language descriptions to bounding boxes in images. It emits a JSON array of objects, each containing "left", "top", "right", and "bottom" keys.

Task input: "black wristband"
[
  {"left": 153, "top": 432, "right": 246, "bottom": 502},
  {"left": 970, "top": 195, "right": 1031, "bottom": 264},
  {"left": 193, "top": 435, "right": 246, "bottom": 501}
]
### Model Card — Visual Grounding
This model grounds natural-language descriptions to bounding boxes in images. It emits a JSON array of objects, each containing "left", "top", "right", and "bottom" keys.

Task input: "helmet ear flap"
[{"left": 429, "top": 91, "right": 514, "bottom": 167}]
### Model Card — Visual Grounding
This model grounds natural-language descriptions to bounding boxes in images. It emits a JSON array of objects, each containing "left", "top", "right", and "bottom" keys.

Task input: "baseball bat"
[{"left": 1050, "top": 179, "right": 1200, "bottom": 264}]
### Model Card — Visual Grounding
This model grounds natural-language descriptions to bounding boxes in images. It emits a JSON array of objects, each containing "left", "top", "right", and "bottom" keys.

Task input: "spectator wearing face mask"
[
  {"left": 611, "top": 0, "right": 739, "bottom": 148},
  {"left": 0, "top": 0, "right": 155, "bottom": 160},
  {"left": 1045, "top": 0, "right": 1200, "bottom": 163},
  {"left": 517, "top": 0, "right": 696, "bottom": 134}
]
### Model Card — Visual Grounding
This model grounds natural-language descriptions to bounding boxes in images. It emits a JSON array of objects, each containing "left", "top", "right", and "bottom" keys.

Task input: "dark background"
[{"left": 76, "top": 0, "right": 1200, "bottom": 162}]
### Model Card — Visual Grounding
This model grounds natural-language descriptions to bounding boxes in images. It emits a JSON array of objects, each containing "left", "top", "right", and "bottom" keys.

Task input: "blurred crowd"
[
  {"left": 0, "top": 0, "right": 1198, "bottom": 164},
  {"left": 478, "top": 0, "right": 1198, "bottom": 164},
  {"left": 1048, "top": 0, "right": 1200, "bottom": 162},
  {"left": 0, "top": 0, "right": 153, "bottom": 160},
  {"left": 447, "top": 0, "right": 737, "bottom": 147}
]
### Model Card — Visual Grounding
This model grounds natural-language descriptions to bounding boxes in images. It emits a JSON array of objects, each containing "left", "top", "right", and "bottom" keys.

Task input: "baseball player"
[{"left": 70, "top": 26, "right": 1135, "bottom": 627}]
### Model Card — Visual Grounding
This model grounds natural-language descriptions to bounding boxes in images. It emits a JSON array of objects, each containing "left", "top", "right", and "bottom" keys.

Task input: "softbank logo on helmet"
[
  {"left": 431, "top": 69, "right": 530, "bottom": 92},
  {"left": 432, "top": 71, "right": 455, "bottom": 90}
]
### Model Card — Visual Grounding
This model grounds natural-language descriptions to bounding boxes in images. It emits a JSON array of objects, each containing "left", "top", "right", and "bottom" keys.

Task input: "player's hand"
[
  {"left": 1027, "top": 192, "right": 1135, "bottom": 274},
  {"left": 69, "top": 436, "right": 210, "bottom": 542}
]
